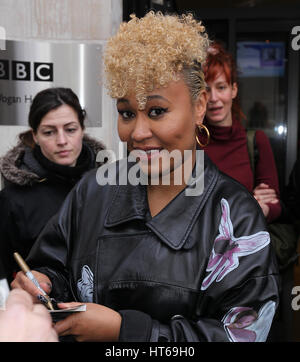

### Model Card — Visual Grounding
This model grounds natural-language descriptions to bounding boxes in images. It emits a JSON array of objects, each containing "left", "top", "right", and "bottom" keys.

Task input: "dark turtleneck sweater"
[
  {"left": 33, "top": 142, "right": 95, "bottom": 186},
  {"left": 201, "top": 119, "right": 281, "bottom": 223}
]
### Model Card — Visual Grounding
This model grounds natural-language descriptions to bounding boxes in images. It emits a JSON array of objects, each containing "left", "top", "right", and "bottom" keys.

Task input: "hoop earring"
[{"left": 195, "top": 124, "right": 210, "bottom": 148}]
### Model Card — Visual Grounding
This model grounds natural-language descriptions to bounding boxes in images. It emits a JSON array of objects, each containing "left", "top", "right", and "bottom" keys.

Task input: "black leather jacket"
[{"left": 27, "top": 154, "right": 280, "bottom": 342}]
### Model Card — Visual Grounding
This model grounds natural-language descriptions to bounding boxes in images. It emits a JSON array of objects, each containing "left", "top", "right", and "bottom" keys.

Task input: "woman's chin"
[{"left": 53, "top": 158, "right": 76, "bottom": 167}]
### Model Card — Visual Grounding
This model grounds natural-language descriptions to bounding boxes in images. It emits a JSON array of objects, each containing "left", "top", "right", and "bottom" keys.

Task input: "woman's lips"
[
  {"left": 57, "top": 150, "right": 71, "bottom": 157},
  {"left": 208, "top": 106, "right": 223, "bottom": 115},
  {"left": 131, "top": 148, "right": 162, "bottom": 162}
]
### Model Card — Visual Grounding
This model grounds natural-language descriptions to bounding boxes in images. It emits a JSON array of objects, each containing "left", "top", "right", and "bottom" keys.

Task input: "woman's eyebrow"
[
  {"left": 39, "top": 125, "right": 56, "bottom": 129},
  {"left": 40, "top": 122, "right": 78, "bottom": 129},
  {"left": 147, "top": 95, "right": 170, "bottom": 103},
  {"left": 117, "top": 95, "right": 170, "bottom": 106},
  {"left": 117, "top": 98, "right": 129, "bottom": 104}
]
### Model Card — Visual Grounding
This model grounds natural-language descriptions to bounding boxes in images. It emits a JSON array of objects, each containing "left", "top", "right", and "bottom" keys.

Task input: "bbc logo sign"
[{"left": 0, "top": 60, "right": 53, "bottom": 81}]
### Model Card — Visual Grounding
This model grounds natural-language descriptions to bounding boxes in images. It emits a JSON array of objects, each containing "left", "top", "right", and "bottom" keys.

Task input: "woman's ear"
[
  {"left": 32, "top": 130, "right": 38, "bottom": 145},
  {"left": 232, "top": 82, "right": 238, "bottom": 100},
  {"left": 194, "top": 90, "right": 208, "bottom": 126}
]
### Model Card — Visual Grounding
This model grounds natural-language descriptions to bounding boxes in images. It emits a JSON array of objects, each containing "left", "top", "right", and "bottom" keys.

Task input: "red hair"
[{"left": 203, "top": 42, "right": 245, "bottom": 123}]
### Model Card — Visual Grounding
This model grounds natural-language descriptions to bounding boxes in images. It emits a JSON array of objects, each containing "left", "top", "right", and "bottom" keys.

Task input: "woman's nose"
[
  {"left": 56, "top": 130, "right": 67, "bottom": 145},
  {"left": 131, "top": 116, "right": 152, "bottom": 142},
  {"left": 209, "top": 88, "right": 218, "bottom": 103}
]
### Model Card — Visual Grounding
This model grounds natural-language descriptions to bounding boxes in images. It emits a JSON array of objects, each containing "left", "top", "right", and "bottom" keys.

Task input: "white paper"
[{"left": 49, "top": 304, "right": 86, "bottom": 322}]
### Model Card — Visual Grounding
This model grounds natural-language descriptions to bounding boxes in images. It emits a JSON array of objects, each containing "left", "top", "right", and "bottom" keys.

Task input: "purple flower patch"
[
  {"left": 201, "top": 198, "right": 270, "bottom": 290},
  {"left": 222, "top": 301, "right": 276, "bottom": 342}
]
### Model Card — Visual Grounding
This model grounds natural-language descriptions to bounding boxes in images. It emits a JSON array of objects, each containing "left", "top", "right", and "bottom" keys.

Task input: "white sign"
[{"left": 0, "top": 40, "right": 103, "bottom": 127}]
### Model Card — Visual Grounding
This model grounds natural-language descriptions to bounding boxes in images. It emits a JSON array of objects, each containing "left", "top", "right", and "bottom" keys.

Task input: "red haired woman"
[{"left": 201, "top": 42, "right": 281, "bottom": 223}]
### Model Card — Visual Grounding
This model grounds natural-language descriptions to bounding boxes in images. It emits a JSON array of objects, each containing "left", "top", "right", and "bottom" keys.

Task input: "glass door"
[{"left": 236, "top": 24, "right": 298, "bottom": 192}]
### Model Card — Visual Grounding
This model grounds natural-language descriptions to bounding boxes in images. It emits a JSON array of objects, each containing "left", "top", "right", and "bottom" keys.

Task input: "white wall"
[{"left": 0, "top": 0, "right": 121, "bottom": 41}]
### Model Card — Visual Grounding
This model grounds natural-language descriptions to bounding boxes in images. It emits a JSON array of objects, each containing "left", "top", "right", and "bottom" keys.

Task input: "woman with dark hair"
[
  {"left": 200, "top": 42, "right": 281, "bottom": 223},
  {"left": 0, "top": 87, "right": 105, "bottom": 283}
]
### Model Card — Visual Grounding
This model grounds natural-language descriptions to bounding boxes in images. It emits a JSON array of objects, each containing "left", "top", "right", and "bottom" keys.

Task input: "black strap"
[{"left": 246, "top": 129, "right": 259, "bottom": 184}]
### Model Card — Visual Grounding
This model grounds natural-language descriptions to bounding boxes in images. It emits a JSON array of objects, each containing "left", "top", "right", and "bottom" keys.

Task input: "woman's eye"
[
  {"left": 118, "top": 110, "right": 135, "bottom": 120},
  {"left": 149, "top": 107, "right": 168, "bottom": 118},
  {"left": 66, "top": 128, "right": 77, "bottom": 133},
  {"left": 43, "top": 131, "right": 54, "bottom": 136}
]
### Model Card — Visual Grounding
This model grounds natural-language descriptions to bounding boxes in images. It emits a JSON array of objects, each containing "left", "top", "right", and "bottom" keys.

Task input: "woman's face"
[
  {"left": 205, "top": 71, "right": 237, "bottom": 127},
  {"left": 33, "top": 104, "right": 84, "bottom": 166},
  {"left": 117, "top": 78, "right": 207, "bottom": 181}
]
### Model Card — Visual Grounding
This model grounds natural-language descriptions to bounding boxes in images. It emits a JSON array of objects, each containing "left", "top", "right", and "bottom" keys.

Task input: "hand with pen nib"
[
  {"left": 11, "top": 253, "right": 122, "bottom": 341},
  {"left": 12, "top": 252, "right": 56, "bottom": 310}
]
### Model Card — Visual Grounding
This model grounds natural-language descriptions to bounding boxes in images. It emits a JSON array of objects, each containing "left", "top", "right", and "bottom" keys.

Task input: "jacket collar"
[
  {"left": 0, "top": 134, "right": 106, "bottom": 186},
  {"left": 105, "top": 154, "right": 219, "bottom": 250}
]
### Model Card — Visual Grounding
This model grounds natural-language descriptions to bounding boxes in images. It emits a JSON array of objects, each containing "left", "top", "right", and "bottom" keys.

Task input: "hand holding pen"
[{"left": 11, "top": 252, "right": 55, "bottom": 310}]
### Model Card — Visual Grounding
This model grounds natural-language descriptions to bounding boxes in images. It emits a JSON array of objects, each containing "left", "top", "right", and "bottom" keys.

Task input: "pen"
[{"left": 13, "top": 252, "right": 54, "bottom": 311}]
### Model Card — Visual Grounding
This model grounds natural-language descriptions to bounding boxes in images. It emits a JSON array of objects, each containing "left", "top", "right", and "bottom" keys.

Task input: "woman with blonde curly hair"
[{"left": 12, "top": 12, "right": 279, "bottom": 342}]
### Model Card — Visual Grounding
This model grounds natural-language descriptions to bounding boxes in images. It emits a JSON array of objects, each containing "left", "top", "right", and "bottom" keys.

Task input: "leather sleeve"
[{"left": 26, "top": 189, "right": 78, "bottom": 302}]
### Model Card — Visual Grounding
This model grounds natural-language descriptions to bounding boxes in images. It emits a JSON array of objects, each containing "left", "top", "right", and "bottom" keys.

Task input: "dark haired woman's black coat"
[{"left": 0, "top": 135, "right": 105, "bottom": 282}]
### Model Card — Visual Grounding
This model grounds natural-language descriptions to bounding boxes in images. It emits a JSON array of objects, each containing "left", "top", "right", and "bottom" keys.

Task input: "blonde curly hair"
[{"left": 104, "top": 11, "right": 210, "bottom": 109}]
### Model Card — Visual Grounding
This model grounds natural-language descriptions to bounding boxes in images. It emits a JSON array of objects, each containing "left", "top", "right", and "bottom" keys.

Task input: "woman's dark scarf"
[{"left": 33, "top": 142, "right": 95, "bottom": 185}]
